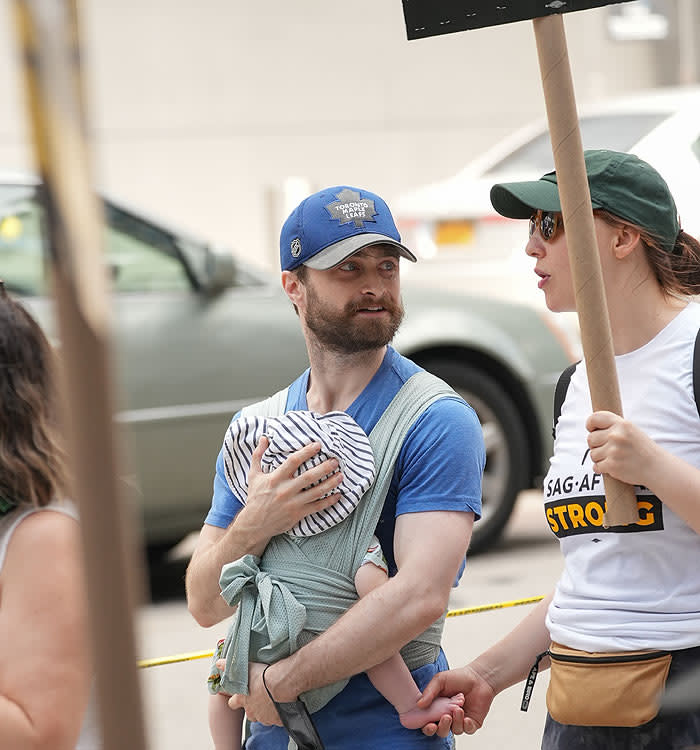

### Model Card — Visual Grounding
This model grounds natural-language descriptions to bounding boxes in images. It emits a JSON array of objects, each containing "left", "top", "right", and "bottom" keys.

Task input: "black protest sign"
[{"left": 402, "top": 0, "right": 636, "bottom": 39}]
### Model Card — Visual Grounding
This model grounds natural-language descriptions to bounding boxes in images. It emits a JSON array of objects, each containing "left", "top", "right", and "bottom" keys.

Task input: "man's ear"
[
  {"left": 614, "top": 224, "right": 642, "bottom": 260},
  {"left": 282, "top": 270, "right": 304, "bottom": 307}
]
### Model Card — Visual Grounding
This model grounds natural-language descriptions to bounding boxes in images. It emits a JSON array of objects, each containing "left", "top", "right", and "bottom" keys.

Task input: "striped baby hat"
[{"left": 223, "top": 410, "right": 375, "bottom": 537}]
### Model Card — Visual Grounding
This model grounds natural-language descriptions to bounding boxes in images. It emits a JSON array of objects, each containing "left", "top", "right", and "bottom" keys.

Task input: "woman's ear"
[{"left": 613, "top": 224, "right": 642, "bottom": 260}]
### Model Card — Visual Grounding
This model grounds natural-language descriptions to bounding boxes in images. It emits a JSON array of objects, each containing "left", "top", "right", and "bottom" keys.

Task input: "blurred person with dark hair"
[{"left": 0, "top": 285, "right": 98, "bottom": 749}]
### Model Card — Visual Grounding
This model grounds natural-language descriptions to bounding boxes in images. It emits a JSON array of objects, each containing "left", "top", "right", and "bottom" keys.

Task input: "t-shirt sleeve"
[
  {"left": 204, "top": 423, "right": 245, "bottom": 529},
  {"left": 395, "top": 396, "right": 484, "bottom": 520}
]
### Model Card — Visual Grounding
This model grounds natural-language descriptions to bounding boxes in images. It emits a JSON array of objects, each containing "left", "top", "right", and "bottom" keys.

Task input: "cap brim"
[
  {"left": 490, "top": 179, "right": 563, "bottom": 219},
  {"left": 303, "top": 233, "right": 417, "bottom": 270}
]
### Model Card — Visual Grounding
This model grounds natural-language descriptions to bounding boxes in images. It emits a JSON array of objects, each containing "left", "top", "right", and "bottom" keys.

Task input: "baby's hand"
[{"left": 399, "top": 693, "right": 464, "bottom": 730}]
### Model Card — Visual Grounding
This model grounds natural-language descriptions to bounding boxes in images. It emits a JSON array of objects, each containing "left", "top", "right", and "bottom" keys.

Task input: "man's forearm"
[
  {"left": 264, "top": 569, "right": 446, "bottom": 702},
  {"left": 263, "top": 510, "right": 473, "bottom": 700},
  {"left": 231, "top": 511, "right": 473, "bottom": 726}
]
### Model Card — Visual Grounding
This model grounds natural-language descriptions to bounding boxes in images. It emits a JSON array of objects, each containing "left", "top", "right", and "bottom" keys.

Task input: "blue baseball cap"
[{"left": 280, "top": 186, "right": 417, "bottom": 271}]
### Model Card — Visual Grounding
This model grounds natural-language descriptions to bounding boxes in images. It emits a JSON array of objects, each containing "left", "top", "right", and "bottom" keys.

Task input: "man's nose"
[{"left": 359, "top": 269, "right": 384, "bottom": 295}]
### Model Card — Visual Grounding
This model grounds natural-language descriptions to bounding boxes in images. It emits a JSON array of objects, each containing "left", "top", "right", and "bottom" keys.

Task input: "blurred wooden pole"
[
  {"left": 532, "top": 14, "right": 639, "bottom": 527},
  {"left": 12, "top": 1, "right": 149, "bottom": 748}
]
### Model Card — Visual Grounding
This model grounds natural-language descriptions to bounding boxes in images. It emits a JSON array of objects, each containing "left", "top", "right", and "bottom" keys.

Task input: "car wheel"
[{"left": 418, "top": 359, "right": 529, "bottom": 554}]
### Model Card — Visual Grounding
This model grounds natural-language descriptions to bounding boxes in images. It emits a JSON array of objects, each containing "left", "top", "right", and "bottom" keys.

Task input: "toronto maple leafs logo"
[{"left": 325, "top": 188, "right": 378, "bottom": 228}]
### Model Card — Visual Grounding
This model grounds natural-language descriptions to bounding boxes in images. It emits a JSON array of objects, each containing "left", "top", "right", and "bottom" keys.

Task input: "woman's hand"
[
  {"left": 418, "top": 665, "right": 496, "bottom": 737},
  {"left": 587, "top": 410, "right": 700, "bottom": 534},
  {"left": 586, "top": 411, "right": 659, "bottom": 487}
]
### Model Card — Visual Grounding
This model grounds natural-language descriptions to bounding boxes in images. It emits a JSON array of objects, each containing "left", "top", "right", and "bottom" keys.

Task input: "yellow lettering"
[
  {"left": 546, "top": 507, "right": 560, "bottom": 534},
  {"left": 584, "top": 501, "right": 604, "bottom": 526},
  {"left": 552, "top": 505, "right": 569, "bottom": 530},
  {"left": 567, "top": 503, "right": 586, "bottom": 528},
  {"left": 636, "top": 500, "right": 655, "bottom": 526}
]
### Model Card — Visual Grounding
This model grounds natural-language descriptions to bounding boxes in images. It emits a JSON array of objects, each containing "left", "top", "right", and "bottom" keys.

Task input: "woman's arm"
[
  {"left": 460, "top": 591, "right": 554, "bottom": 696},
  {"left": 0, "top": 511, "right": 91, "bottom": 750},
  {"left": 419, "top": 591, "right": 554, "bottom": 737}
]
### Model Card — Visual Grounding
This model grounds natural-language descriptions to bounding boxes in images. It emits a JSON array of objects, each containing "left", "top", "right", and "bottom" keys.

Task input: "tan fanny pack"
[{"left": 522, "top": 642, "right": 672, "bottom": 727}]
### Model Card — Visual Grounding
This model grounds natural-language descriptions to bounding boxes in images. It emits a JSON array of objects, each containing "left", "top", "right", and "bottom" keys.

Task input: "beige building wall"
[{"left": 0, "top": 1, "right": 691, "bottom": 269}]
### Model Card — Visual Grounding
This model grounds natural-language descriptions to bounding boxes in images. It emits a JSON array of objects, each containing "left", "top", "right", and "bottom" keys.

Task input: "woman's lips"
[{"left": 535, "top": 269, "right": 550, "bottom": 289}]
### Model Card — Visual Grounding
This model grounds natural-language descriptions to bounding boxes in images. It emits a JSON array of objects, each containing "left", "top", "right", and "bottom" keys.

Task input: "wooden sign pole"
[
  {"left": 532, "top": 15, "right": 638, "bottom": 526},
  {"left": 12, "top": 1, "right": 149, "bottom": 748},
  {"left": 400, "top": 0, "right": 640, "bottom": 526}
]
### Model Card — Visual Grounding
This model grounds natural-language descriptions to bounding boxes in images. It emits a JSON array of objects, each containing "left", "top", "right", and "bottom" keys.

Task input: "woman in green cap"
[{"left": 417, "top": 149, "right": 700, "bottom": 749}]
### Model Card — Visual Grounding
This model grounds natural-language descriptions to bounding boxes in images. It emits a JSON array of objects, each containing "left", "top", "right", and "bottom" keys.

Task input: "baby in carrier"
[{"left": 207, "top": 409, "right": 464, "bottom": 749}]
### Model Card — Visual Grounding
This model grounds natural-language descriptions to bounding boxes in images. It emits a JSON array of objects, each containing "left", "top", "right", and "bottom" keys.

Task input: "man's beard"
[{"left": 303, "top": 284, "right": 404, "bottom": 355}]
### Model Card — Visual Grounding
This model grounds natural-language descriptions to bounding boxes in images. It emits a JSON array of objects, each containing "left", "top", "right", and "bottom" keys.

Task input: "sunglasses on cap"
[{"left": 529, "top": 210, "right": 563, "bottom": 242}]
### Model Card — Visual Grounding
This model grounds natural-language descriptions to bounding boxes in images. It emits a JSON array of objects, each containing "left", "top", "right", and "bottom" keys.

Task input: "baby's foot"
[{"left": 399, "top": 693, "right": 465, "bottom": 730}]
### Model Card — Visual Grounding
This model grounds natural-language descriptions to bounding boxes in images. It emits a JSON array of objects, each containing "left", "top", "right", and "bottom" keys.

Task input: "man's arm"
[
  {"left": 186, "top": 436, "right": 346, "bottom": 627},
  {"left": 230, "top": 509, "right": 474, "bottom": 723},
  {"left": 186, "top": 519, "right": 265, "bottom": 627}
]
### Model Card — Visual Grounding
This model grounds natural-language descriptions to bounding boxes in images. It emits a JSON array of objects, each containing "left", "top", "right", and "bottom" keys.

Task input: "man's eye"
[
  {"left": 338, "top": 262, "right": 357, "bottom": 271},
  {"left": 382, "top": 261, "right": 398, "bottom": 271}
]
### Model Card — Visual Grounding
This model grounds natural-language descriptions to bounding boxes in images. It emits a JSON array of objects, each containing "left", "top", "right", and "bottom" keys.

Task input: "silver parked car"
[
  {"left": 394, "top": 85, "right": 700, "bottom": 261},
  {"left": 0, "top": 174, "right": 575, "bottom": 554}
]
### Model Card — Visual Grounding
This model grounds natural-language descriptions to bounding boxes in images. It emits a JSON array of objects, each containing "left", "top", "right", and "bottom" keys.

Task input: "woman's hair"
[
  {"left": 0, "top": 287, "right": 67, "bottom": 508},
  {"left": 595, "top": 209, "right": 700, "bottom": 298}
]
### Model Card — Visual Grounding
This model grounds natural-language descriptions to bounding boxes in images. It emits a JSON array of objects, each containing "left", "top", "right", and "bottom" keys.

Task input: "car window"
[
  {"left": 0, "top": 187, "right": 47, "bottom": 296},
  {"left": 104, "top": 204, "right": 192, "bottom": 293},
  {"left": 0, "top": 187, "right": 192, "bottom": 297},
  {"left": 483, "top": 113, "right": 671, "bottom": 177}
]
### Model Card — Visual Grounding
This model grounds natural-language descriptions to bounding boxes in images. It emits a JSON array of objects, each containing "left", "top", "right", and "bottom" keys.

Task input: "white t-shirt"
[
  {"left": 0, "top": 501, "right": 101, "bottom": 750},
  {"left": 545, "top": 301, "right": 700, "bottom": 652}
]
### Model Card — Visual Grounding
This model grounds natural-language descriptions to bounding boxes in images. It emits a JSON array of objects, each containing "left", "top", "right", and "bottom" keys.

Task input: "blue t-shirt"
[{"left": 206, "top": 346, "right": 484, "bottom": 748}]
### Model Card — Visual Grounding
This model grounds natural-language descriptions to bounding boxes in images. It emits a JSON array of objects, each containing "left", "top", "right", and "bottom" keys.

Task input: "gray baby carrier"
[{"left": 217, "top": 370, "right": 458, "bottom": 714}]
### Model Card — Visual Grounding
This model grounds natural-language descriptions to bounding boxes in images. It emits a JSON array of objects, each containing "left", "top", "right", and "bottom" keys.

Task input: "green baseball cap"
[{"left": 489, "top": 149, "right": 680, "bottom": 252}]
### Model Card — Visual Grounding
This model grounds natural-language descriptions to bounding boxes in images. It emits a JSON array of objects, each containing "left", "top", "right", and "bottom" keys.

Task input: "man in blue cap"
[{"left": 186, "top": 185, "right": 484, "bottom": 748}]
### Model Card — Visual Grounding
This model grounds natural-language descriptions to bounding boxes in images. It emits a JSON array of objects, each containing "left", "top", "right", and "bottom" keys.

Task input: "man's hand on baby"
[
  {"left": 222, "top": 661, "right": 284, "bottom": 727},
  {"left": 243, "top": 436, "right": 344, "bottom": 536}
]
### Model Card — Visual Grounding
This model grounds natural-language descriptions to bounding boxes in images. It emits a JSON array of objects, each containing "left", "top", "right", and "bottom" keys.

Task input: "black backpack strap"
[
  {"left": 552, "top": 361, "right": 579, "bottom": 440},
  {"left": 694, "top": 328, "right": 700, "bottom": 420}
]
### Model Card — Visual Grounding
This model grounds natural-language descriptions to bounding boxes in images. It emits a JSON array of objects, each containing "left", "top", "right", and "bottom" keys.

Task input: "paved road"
[{"left": 137, "top": 490, "right": 561, "bottom": 749}]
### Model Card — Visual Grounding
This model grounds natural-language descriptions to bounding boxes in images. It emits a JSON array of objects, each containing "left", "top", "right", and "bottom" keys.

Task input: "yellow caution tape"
[
  {"left": 137, "top": 595, "right": 545, "bottom": 669},
  {"left": 445, "top": 595, "right": 545, "bottom": 618},
  {"left": 138, "top": 649, "right": 215, "bottom": 669}
]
